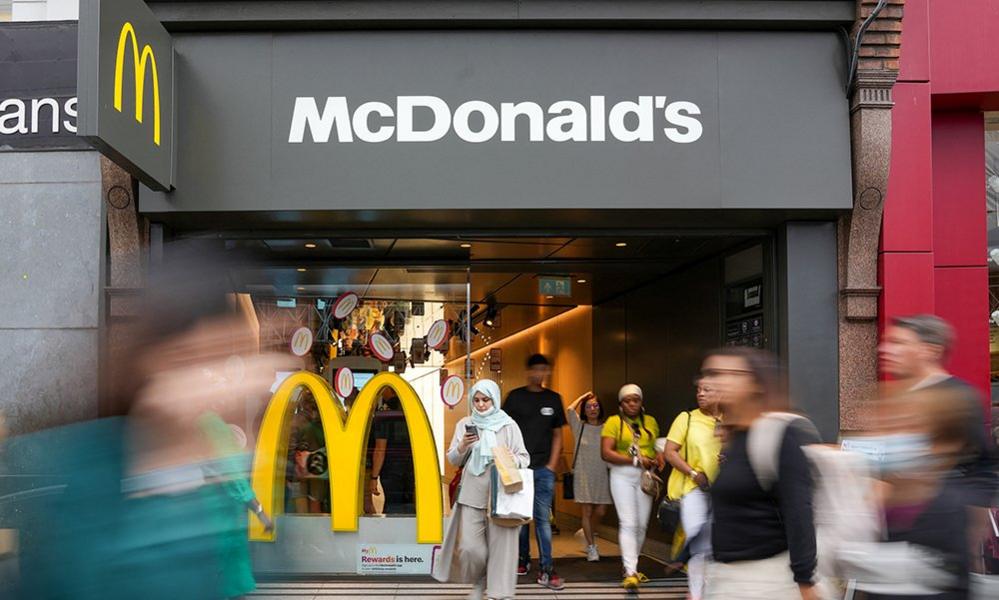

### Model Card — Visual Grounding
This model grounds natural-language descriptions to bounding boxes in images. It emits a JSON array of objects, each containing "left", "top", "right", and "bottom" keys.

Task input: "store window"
[{"left": 985, "top": 113, "right": 999, "bottom": 407}]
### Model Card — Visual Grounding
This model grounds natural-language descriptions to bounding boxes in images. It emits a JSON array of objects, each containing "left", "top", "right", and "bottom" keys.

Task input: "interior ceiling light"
[
  {"left": 546, "top": 295, "right": 554, "bottom": 299},
  {"left": 577, "top": 279, "right": 587, "bottom": 284},
  {"left": 296, "top": 286, "right": 305, "bottom": 291},
  {"left": 460, "top": 243, "right": 472, "bottom": 249},
  {"left": 615, "top": 242, "right": 628, "bottom": 248},
  {"left": 484, "top": 297, "right": 499, "bottom": 328},
  {"left": 304, "top": 243, "right": 318, "bottom": 249},
  {"left": 297, "top": 268, "right": 307, "bottom": 272}
]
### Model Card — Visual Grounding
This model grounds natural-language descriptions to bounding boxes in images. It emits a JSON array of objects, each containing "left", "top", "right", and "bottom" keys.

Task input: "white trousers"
[
  {"left": 705, "top": 551, "right": 799, "bottom": 600},
  {"left": 681, "top": 488, "right": 712, "bottom": 599},
  {"left": 609, "top": 464, "right": 653, "bottom": 576}
]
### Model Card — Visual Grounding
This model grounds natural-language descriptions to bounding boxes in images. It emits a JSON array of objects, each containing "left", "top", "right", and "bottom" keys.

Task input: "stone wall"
[{"left": 0, "top": 151, "right": 102, "bottom": 434}]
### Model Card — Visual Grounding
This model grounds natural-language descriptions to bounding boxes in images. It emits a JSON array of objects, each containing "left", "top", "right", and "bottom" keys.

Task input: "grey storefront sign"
[
  {"left": 142, "top": 31, "right": 850, "bottom": 212},
  {"left": 0, "top": 22, "right": 88, "bottom": 151},
  {"left": 77, "top": 0, "right": 173, "bottom": 190}
]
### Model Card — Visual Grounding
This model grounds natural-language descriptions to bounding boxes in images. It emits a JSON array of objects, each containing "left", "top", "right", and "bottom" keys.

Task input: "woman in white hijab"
[{"left": 433, "top": 379, "right": 530, "bottom": 600}]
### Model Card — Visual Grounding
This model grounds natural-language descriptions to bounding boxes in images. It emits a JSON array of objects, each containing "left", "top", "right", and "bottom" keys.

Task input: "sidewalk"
[
  {"left": 253, "top": 543, "right": 685, "bottom": 600},
  {"left": 250, "top": 577, "right": 688, "bottom": 599}
]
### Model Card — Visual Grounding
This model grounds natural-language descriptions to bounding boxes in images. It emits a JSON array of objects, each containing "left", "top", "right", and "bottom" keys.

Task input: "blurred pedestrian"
[
  {"left": 566, "top": 391, "right": 612, "bottom": 561},
  {"left": 662, "top": 378, "right": 722, "bottom": 600},
  {"left": 434, "top": 379, "right": 530, "bottom": 600},
  {"left": 879, "top": 315, "right": 998, "bottom": 508},
  {"left": 7, "top": 246, "right": 290, "bottom": 600},
  {"left": 841, "top": 388, "right": 978, "bottom": 599},
  {"left": 601, "top": 384, "right": 660, "bottom": 590},
  {"left": 700, "top": 347, "right": 820, "bottom": 600},
  {"left": 502, "top": 354, "right": 567, "bottom": 590}
]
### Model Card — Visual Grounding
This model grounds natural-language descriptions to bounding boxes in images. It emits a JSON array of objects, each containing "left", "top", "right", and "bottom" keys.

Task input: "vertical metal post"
[{"left": 465, "top": 266, "right": 472, "bottom": 382}]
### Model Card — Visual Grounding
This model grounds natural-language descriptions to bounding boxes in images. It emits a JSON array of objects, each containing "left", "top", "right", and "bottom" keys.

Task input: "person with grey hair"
[{"left": 879, "top": 314, "right": 998, "bottom": 508}]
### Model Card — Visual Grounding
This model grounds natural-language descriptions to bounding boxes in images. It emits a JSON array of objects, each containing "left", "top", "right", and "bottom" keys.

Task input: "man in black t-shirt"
[
  {"left": 369, "top": 390, "right": 415, "bottom": 514},
  {"left": 503, "top": 354, "right": 567, "bottom": 590}
]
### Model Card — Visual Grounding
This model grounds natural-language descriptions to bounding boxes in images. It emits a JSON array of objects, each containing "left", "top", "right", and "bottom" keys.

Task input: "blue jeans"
[{"left": 519, "top": 467, "right": 555, "bottom": 572}]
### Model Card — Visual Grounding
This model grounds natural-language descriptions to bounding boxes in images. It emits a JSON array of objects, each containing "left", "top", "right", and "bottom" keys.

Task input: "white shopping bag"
[{"left": 489, "top": 466, "right": 534, "bottom": 526}]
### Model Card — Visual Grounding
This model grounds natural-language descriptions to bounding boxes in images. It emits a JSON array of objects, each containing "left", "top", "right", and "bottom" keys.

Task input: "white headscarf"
[{"left": 466, "top": 379, "right": 515, "bottom": 476}]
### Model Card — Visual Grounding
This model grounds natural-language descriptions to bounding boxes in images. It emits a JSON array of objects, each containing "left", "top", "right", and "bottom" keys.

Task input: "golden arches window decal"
[{"left": 249, "top": 371, "right": 443, "bottom": 544}]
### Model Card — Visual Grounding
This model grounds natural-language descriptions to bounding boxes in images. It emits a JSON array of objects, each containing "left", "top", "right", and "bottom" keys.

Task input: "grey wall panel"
[
  {"left": 779, "top": 222, "right": 839, "bottom": 441},
  {"left": 141, "top": 30, "right": 852, "bottom": 213},
  {"left": 0, "top": 329, "right": 100, "bottom": 435},
  {"left": 0, "top": 153, "right": 102, "bottom": 329},
  {"left": 718, "top": 33, "right": 850, "bottom": 209},
  {"left": 0, "top": 151, "right": 102, "bottom": 434}
]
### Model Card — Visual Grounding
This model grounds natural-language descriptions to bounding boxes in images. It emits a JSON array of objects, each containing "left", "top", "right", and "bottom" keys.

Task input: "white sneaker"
[{"left": 586, "top": 544, "right": 600, "bottom": 562}]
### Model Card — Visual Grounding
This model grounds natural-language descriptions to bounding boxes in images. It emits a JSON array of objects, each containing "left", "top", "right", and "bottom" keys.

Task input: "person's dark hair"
[
  {"left": 107, "top": 242, "right": 240, "bottom": 417},
  {"left": 891, "top": 314, "right": 955, "bottom": 354},
  {"left": 526, "top": 353, "right": 550, "bottom": 368},
  {"left": 702, "top": 346, "right": 787, "bottom": 411},
  {"left": 577, "top": 396, "right": 606, "bottom": 424}
]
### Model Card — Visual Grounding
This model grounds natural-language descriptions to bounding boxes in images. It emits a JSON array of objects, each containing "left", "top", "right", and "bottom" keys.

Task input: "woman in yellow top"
[
  {"left": 600, "top": 384, "right": 660, "bottom": 590},
  {"left": 663, "top": 378, "right": 722, "bottom": 600}
]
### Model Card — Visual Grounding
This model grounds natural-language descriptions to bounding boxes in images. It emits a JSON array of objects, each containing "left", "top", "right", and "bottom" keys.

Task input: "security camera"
[
  {"left": 990, "top": 248, "right": 999, "bottom": 266},
  {"left": 991, "top": 310, "right": 999, "bottom": 326}
]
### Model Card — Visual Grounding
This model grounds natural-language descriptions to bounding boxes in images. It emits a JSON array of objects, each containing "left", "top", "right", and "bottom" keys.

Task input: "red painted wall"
[{"left": 882, "top": 0, "right": 994, "bottom": 409}]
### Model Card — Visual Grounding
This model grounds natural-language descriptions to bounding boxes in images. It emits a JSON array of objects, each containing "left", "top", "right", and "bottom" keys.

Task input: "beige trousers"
[
  {"left": 704, "top": 552, "right": 801, "bottom": 600},
  {"left": 458, "top": 505, "right": 521, "bottom": 599}
]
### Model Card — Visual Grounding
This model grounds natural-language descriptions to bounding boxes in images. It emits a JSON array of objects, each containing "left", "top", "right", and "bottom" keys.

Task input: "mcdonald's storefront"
[{"left": 75, "top": 0, "right": 867, "bottom": 577}]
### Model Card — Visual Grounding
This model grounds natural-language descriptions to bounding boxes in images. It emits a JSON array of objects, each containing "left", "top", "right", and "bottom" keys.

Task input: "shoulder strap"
[
  {"left": 746, "top": 412, "right": 801, "bottom": 491},
  {"left": 682, "top": 411, "right": 692, "bottom": 462},
  {"left": 570, "top": 416, "right": 585, "bottom": 471}
]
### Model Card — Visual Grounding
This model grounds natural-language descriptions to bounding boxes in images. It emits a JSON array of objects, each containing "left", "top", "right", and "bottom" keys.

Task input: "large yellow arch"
[{"left": 249, "top": 371, "right": 443, "bottom": 544}]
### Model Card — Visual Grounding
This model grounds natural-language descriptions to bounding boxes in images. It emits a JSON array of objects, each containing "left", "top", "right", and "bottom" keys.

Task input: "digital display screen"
[{"left": 351, "top": 370, "right": 377, "bottom": 393}]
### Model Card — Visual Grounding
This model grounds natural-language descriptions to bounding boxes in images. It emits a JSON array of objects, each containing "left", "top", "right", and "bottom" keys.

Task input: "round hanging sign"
[
  {"left": 290, "top": 327, "right": 313, "bottom": 356},
  {"left": 426, "top": 319, "right": 450, "bottom": 350},
  {"left": 332, "top": 291, "right": 359, "bottom": 320},
  {"left": 441, "top": 375, "right": 465, "bottom": 408},
  {"left": 368, "top": 332, "right": 395, "bottom": 362},
  {"left": 334, "top": 367, "right": 355, "bottom": 398}
]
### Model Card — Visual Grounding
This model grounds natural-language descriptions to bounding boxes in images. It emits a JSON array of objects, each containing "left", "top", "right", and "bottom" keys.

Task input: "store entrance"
[{"left": 199, "top": 230, "right": 772, "bottom": 575}]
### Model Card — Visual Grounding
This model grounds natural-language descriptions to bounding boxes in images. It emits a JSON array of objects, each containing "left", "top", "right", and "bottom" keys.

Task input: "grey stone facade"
[{"left": 0, "top": 151, "right": 102, "bottom": 434}]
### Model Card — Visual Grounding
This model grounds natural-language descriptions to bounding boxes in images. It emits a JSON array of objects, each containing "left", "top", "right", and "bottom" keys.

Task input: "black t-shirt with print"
[{"left": 503, "top": 386, "right": 566, "bottom": 469}]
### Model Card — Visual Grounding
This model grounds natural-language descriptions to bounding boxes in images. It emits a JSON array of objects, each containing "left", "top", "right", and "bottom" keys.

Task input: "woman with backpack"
[
  {"left": 600, "top": 384, "right": 661, "bottom": 591},
  {"left": 662, "top": 378, "right": 722, "bottom": 600},
  {"left": 700, "top": 347, "right": 821, "bottom": 600}
]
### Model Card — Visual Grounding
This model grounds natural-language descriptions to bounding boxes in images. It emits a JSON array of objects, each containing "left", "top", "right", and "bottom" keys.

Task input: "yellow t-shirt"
[
  {"left": 601, "top": 414, "right": 660, "bottom": 459},
  {"left": 665, "top": 409, "right": 722, "bottom": 500}
]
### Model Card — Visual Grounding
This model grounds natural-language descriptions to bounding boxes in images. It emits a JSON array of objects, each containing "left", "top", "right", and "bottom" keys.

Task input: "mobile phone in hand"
[{"left": 465, "top": 424, "right": 478, "bottom": 437}]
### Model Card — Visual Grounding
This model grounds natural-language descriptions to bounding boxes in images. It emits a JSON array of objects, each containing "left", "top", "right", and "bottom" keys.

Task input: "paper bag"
[
  {"left": 489, "top": 466, "right": 534, "bottom": 527},
  {"left": 492, "top": 446, "right": 523, "bottom": 493}
]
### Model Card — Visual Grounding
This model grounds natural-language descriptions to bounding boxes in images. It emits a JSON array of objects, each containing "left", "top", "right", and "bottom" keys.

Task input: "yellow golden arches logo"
[
  {"left": 113, "top": 21, "right": 161, "bottom": 146},
  {"left": 249, "top": 371, "right": 443, "bottom": 544}
]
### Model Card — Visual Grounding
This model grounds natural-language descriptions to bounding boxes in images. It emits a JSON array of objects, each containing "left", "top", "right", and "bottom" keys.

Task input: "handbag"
[
  {"left": 640, "top": 468, "right": 664, "bottom": 497},
  {"left": 563, "top": 421, "right": 585, "bottom": 500},
  {"left": 448, "top": 450, "right": 471, "bottom": 508},
  {"left": 489, "top": 465, "right": 534, "bottom": 527},
  {"left": 657, "top": 411, "right": 691, "bottom": 534}
]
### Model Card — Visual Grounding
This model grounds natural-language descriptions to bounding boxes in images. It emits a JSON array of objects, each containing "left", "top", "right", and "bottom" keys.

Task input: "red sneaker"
[
  {"left": 516, "top": 563, "right": 530, "bottom": 576},
  {"left": 537, "top": 571, "right": 565, "bottom": 591}
]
